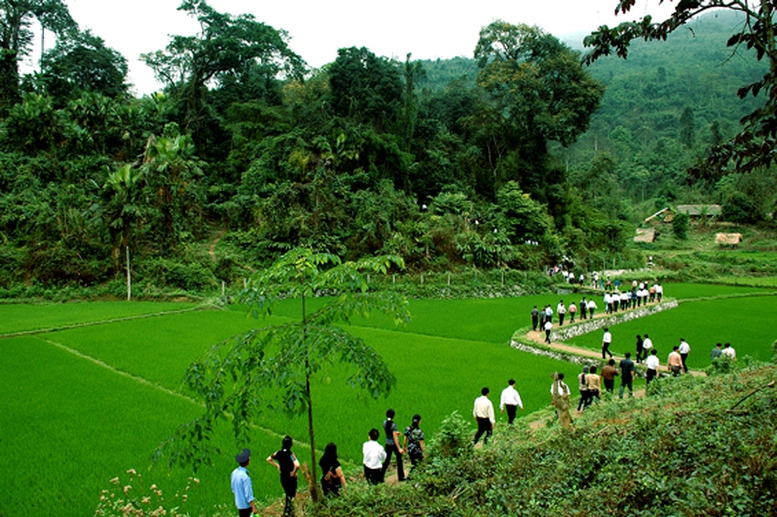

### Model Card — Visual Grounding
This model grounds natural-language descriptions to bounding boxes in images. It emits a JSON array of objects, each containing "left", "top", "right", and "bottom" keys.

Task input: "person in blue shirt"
[{"left": 231, "top": 448, "right": 258, "bottom": 516}]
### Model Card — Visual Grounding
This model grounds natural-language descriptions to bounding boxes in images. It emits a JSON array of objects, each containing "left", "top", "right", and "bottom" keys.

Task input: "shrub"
[
  {"left": 672, "top": 211, "right": 689, "bottom": 240},
  {"left": 136, "top": 257, "right": 217, "bottom": 292},
  {"left": 426, "top": 411, "right": 474, "bottom": 462},
  {"left": 722, "top": 191, "right": 761, "bottom": 224}
]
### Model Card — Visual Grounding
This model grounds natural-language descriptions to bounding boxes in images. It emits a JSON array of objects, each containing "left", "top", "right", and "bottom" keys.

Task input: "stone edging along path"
[{"left": 549, "top": 299, "right": 679, "bottom": 342}]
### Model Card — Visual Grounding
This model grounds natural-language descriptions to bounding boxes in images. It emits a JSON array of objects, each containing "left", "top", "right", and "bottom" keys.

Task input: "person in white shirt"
[
  {"left": 678, "top": 338, "right": 691, "bottom": 373},
  {"left": 587, "top": 299, "right": 597, "bottom": 318},
  {"left": 363, "top": 428, "right": 387, "bottom": 485},
  {"left": 646, "top": 349, "right": 660, "bottom": 385},
  {"left": 642, "top": 334, "right": 653, "bottom": 355},
  {"left": 656, "top": 283, "right": 664, "bottom": 302},
  {"left": 602, "top": 327, "right": 614, "bottom": 359},
  {"left": 499, "top": 379, "right": 524, "bottom": 424},
  {"left": 473, "top": 387, "right": 495, "bottom": 445},
  {"left": 557, "top": 301, "right": 567, "bottom": 326},
  {"left": 620, "top": 291, "right": 629, "bottom": 311},
  {"left": 722, "top": 342, "right": 736, "bottom": 359},
  {"left": 544, "top": 319, "right": 552, "bottom": 344},
  {"left": 604, "top": 292, "right": 612, "bottom": 314}
]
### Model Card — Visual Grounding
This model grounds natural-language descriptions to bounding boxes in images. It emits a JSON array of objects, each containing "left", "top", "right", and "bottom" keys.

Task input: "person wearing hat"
[{"left": 231, "top": 448, "right": 258, "bottom": 516}]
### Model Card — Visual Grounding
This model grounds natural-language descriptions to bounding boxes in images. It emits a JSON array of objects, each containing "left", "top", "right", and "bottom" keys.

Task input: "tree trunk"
[{"left": 0, "top": 51, "right": 20, "bottom": 114}]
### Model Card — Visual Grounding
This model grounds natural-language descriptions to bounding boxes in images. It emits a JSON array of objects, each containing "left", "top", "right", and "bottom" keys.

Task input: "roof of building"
[
  {"left": 676, "top": 204, "right": 722, "bottom": 216},
  {"left": 634, "top": 228, "right": 656, "bottom": 243}
]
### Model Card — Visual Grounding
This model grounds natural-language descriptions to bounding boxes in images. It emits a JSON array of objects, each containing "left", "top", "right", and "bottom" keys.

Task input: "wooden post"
[
  {"left": 126, "top": 246, "right": 131, "bottom": 301},
  {"left": 501, "top": 270, "right": 505, "bottom": 286},
  {"left": 222, "top": 281, "right": 225, "bottom": 297},
  {"left": 392, "top": 274, "right": 396, "bottom": 285},
  {"left": 448, "top": 273, "right": 451, "bottom": 285},
  {"left": 420, "top": 274, "right": 424, "bottom": 284}
]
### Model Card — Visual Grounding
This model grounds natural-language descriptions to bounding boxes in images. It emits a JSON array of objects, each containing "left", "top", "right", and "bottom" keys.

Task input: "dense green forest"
[{"left": 0, "top": 2, "right": 773, "bottom": 295}]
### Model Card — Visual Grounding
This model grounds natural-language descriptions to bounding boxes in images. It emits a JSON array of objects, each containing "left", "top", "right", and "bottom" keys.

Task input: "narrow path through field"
[
  {"left": 519, "top": 303, "right": 707, "bottom": 379},
  {"left": 208, "top": 229, "right": 225, "bottom": 262}
]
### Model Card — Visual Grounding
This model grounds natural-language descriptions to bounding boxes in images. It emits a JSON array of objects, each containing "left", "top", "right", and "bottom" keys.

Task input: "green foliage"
[
  {"left": 142, "top": 0, "right": 305, "bottom": 143},
  {"left": 0, "top": 0, "right": 76, "bottom": 111},
  {"left": 472, "top": 21, "right": 603, "bottom": 208},
  {"left": 708, "top": 353, "right": 734, "bottom": 374},
  {"left": 584, "top": 2, "right": 777, "bottom": 175},
  {"left": 426, "top": 411, "right": 474, "bottom": 461},
  {"left": 137, "top": 257, "right": 217, "bottom": 292},
  {"left": 475, "top": 21, "right": 604, "bottom": 147},
  {"left": 3, "top": 93, "right": 68, "bottom": 153},
  {"left": 672, "top": 211, "right": 689, "bottom": 240},
  {"left": 329, "top": 47, "right": 403, "bottom": 132},
  {"left": 34, "top": 29, "right": 129, "bottom": 103},
  {"left": 3, "top": 3, "right": 774, "bottom": 298},
  {"left": 722, "top": 190, "right": 761, "bottom": 224}
]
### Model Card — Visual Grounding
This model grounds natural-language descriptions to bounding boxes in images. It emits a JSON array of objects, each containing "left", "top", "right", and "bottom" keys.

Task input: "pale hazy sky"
[{"left": 23, "top": 0, "right": 676, "bottom": 95}]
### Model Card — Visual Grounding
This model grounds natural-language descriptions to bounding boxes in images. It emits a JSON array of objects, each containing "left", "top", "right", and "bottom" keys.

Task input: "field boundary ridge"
[{"left": 0, "top": 304, "right": 217, "bottom": 340}]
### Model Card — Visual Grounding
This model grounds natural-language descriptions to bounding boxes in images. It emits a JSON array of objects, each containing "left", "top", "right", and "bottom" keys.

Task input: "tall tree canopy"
[
  {"left": 0, "top": 0, "right": 76, "bottom": 111},
  {"left": 583, "top": 0, "right": 777, "bottom": 175},
  {"left": 328, "top": 46, "right": 403, "bottom": 132},
  {"left": 473, "top": 21, "right": 604, "bottom": 205},
  {"left": 142, "top": 0, "right": 305, "bottom": 138},
  {"left": 475, "top": 21, "right": 604, "bottom": 147},
  {"left": 36, "top": 29, "right": 128, "bottom": 103}
]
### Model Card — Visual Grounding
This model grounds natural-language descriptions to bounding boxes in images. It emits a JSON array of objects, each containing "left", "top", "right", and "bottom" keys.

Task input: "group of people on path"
[
  {"left": 362, "top": 408, "right": 426, "bottom": 486},
  {"left": 471, "top": 379, "right": 525, "bottom": 446},
  {"left": 575, "top": 353, "right": 638, "bottom": 412},
  {"left": 230, "top": 410, "right": 427, "bottom": 516}
]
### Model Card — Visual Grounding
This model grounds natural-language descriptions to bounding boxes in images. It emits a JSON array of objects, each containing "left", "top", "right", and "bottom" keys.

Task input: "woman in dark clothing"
[
  {"left": 267, "top": 435, "right": 300, "bottom": 516},
  {"left": 319, "top": 442, "right": 347, "bottom": 497},
  {"left": 635, "top": 334, "right": 644, "bottom": 363},
  {"left": 403, "top": 414, "right": 426, "bottom": 479}
]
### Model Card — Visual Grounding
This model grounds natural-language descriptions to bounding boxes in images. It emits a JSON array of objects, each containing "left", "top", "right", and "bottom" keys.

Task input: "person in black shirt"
[
  {"left": 381, "top": 408, "right": 405, "bottom": 481},
  {"left": 319, "top": 442, "right": 347, "bottom": 497},
  {"left": 619, "top": 352, "right": 636, "bottom": 398},
  {"left": 267, "top": 435, "right": 300, "bottom": 516}
]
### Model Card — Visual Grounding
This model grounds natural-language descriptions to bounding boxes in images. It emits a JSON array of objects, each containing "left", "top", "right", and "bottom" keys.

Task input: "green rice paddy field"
[{"left": 1, "top": 284, "right": 776, "bottom": 516}]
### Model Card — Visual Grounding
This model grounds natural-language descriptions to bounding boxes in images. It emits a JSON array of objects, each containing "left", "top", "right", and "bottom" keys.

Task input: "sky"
[{"left": 23, "top": 0, "right": 677, "bottom": 95}]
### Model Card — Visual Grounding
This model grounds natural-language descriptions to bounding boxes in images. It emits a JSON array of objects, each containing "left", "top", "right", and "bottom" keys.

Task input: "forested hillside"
[{"left": 0, "top": 2, "right": 773, "bottom": 296}]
